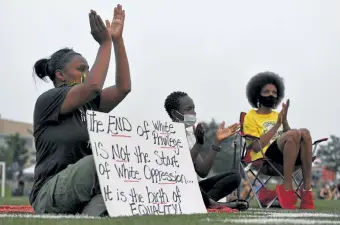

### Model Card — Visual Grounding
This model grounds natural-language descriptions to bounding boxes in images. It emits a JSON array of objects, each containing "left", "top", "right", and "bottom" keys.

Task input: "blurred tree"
[
  {"left": 0, "top": 133, "right": 29, "bottom": 179},
  {"left": 201, "top": 119, "right": 238, "bottom": 176},
  {"left": 317, "top": 135, "right": 340, "bottom": 172}
]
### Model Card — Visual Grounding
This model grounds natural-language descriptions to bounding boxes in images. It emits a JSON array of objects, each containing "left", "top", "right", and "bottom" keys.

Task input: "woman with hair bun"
[{"left": 30, "top": 5, "right": 131, "bottom": 216}]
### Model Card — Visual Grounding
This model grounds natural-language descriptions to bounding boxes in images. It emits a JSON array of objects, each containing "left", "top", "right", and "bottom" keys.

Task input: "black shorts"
[{"left": 265, "top": 140, "right": 302, "bottom": 166}]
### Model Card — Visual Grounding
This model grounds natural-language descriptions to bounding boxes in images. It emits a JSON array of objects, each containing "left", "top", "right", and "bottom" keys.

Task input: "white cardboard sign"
[{"left": 86, "top": 110, "right": 207, "bottom": 217}]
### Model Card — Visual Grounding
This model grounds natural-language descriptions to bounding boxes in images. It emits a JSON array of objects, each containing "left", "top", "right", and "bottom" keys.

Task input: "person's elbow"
[
  {"left": 252, "top": 146, "right": 261, "bottom": 153},
  {"left": 248, "top": 143, "right": 261, "bottom": 153},
  {"left": 118, "top": 85, "right": 131, "bottom": 97},
  {"left": 121, "top": 81, "right": 132, "bottom": 94},
  {"left": 122, "top": 86, "right": 131, "bottom": 95}
]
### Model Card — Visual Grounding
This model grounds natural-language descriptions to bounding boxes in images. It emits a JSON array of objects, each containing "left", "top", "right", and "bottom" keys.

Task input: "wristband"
[{"left": 211, "top": 144, "right": 222, "bottom": 152}]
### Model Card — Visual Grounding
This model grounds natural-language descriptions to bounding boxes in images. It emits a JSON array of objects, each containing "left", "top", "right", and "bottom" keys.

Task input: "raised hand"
[
  {"left": 215, "top": 122, "right": 240, "bottom": 144},
  {"left": 194, "top": 123, "right": 205, "bottom": 145},
  {"left": 281, "top": 99, "right": 290, "bottom": 123},
  {"left": 89, "top": 10, "right": 111, "bottom": 45},
  {"left": 107, "top": 4, "right": 125, "bottom": 41},
  {"left": 277, "top": 110, "right": 283, "bottom": 126}
]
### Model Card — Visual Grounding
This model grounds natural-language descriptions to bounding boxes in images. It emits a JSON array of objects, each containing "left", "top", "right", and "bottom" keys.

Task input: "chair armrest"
[
  {"left": 241, "top": 133, "right": 260, "bottom": 141},
  {"left": 241, "top": 133, "right": 265, "bottom": 158},
  {"left": 313, "top": 138, "right": 328, "bottom": 145}
]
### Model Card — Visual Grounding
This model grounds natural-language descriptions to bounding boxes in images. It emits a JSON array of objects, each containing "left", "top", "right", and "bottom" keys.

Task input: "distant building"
[
  {"left": 312, "top": 157, "right": 338, "bottom": 182},
  {"left": 312, "top": 158, "right": 323, "bottom": 180},
  {"left": 0, "top": 116, "right": 36, "bottom": 167},
  {"left": 322, "top": 167, "right": 337, "bottom": 182}
]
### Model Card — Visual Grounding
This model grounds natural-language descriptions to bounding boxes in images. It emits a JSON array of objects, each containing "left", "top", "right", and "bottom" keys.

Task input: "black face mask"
[{"left": 258, "top": 95, "right": 277, "bottom": 108}]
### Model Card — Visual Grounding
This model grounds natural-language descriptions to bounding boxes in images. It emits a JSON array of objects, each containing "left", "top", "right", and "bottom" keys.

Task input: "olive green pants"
[{"left": 32, "top": 155, "right": 107, "bottom": 216}]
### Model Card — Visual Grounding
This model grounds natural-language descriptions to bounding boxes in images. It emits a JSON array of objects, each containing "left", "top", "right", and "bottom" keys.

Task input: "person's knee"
[
  {"left": 73, "top": 156, "right": 100, "bottom": 196},
  {"left": 81, "top": 156, "right": 96, "bottom": 177},
  {"left": 227, "top": 170, "right": 242, "bottom": 187},
  {"left": 285, "top": 129, "right": 301, "bottom": 145},
  {"left": 234, "top": 172, "right": 242, "bottom": 187},
  {"left": 299, "top": 128, "right": 312, "bottom": 142},
  {"left": 73, "top": 156, "right": 97, "bottom": 182}
]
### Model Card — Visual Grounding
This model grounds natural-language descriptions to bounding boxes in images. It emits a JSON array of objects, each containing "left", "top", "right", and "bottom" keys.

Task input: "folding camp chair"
[{"left": 234, "top": 112, "right": 328, "bottom": 209}]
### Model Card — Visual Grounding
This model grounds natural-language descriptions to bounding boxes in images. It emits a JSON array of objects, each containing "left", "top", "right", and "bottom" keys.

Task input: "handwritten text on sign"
[{"left": 86, "top": 110, "right": 206, "bottom": 217}]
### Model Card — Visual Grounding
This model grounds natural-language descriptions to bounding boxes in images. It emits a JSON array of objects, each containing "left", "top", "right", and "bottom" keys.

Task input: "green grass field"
[{"left": 1, "top": 196, "right": 340, "bottom": 225}]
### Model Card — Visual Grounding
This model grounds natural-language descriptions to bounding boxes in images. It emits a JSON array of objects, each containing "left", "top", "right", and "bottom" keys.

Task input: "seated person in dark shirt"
[
  {"left": 30, "top": 5, "right": 131, "bottom": 216},
  {"left": 164, "top": 91, "right": 243, "bottom": 212},
  {"left": 12, "top": 180, "right": 25, "bottom": 197}
]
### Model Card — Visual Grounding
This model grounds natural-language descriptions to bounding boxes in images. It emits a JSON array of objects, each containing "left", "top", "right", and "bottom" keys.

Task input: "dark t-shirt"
[{"left": 29, "top": 86, "right": 100, "bottom": 205}]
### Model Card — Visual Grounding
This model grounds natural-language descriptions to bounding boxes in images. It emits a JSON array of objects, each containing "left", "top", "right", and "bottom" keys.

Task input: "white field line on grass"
[
  {"left": 265, "top": 212, "right": 340, "bottom": 218},
  {"left": 1, "top": 210, "right": 340, "bottom": 224},
  {"left": 204, "top": 211, "right": 340, "bottom": 225},
  {"left": 238, "top": 212, "right": 340, "bottom": 218},
  {"left": 226, "top": 218, "right": 340, "bottom": 224},
  {"left": 0, "top": 214, "right": 101, "bottom": 220}
]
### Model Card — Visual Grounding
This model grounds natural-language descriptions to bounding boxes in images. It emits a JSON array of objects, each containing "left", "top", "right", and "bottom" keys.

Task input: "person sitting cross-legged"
[
  {"left": 30, "top": 5, "right": 131, "bottom": 216},
  {"left": 164, "top": 91, "right": 244, "bottom": 212}
]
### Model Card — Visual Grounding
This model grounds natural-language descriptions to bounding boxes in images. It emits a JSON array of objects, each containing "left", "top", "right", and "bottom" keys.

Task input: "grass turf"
[{"left": 1, "top": 196, "right": 340, "bottom": 225}]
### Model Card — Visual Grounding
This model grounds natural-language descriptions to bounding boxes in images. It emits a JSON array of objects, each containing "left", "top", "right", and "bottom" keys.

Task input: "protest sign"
[{"left": 86, "top": 110, "right": 207, "bottom": 217}]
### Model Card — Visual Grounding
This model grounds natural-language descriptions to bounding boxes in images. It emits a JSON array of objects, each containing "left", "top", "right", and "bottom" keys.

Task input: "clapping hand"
[
  {"left": 281, "top": 99, "right": 290, "bottom": 123},
  {"left": 194, "top": 123, "right": 205, "bottom": 145},
  {"left": 89, "top": 10, "right": 111, "bottom": 45},
  {"left": 277, "top": 99, "right": 290, "bottom": 125},
  {"left": 108, "top": 4, "right": 125, "bottom": 41},
  {"left": 215, "top": 122, "right": 240, "bottom": 144}
]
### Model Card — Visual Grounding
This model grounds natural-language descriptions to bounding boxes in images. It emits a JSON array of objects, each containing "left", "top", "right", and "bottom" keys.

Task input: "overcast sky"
[{"left": 0, "top": 0, "right": 339, "bottom": 141}]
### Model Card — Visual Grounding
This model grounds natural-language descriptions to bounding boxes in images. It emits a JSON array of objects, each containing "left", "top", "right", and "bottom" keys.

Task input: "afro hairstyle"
[
  {"left": 246, "top": 71, "right": 285, "bottom": 108},
  {"left": 164, "top": 91, "right": 188, "bottom": 119}
]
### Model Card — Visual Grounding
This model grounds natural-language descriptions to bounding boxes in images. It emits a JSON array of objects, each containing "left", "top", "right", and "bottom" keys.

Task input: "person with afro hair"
[
  {"left": 243, "top": 71, "right": 315, "bottom": 210},
  {"left": 164, "top": 91, "right": 246, "bottom": 212}
]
